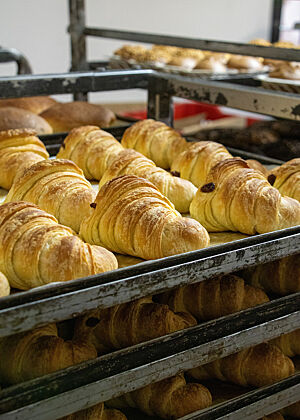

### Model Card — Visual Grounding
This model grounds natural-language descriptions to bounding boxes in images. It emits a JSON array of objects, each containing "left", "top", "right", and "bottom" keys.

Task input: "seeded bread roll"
[
  {"left": 40, "top": 102, "right": 116, "bottom": 133},
  {"left": 0, "top": 107, "right": 53, "bottom": 134}
]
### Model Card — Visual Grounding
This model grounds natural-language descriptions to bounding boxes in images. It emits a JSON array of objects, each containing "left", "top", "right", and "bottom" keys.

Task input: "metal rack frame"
[
  {"left": 0, "top": 46, "right": 32, "bottom": 75},
  {"left": 0, "top": 67, "right": 299, "bottom": 419}
]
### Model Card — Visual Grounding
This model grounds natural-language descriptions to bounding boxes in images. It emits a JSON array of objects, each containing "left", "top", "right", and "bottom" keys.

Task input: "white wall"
[{"left": 0, "top": 0, "right": 273, "bottom": 102}]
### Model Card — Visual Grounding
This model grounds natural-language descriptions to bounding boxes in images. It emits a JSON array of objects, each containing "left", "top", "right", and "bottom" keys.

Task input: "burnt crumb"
[
  {"left": 85, "top": 317, "right": 100, "bottom": 328},
  {"left": 201, "top": 182, "right": 216, "bottom": 193},
  {"left": 268, "top": 174, "right": 276, "bottom": 186},
  {"left": 61, "top": 141, "right": 66, "bottom": 149},
  {"left": 90, "top": 202, "right": 97, "bottom": 209},
  {"left": 170, "top": 171, "right": 180, "bottom": 177}
]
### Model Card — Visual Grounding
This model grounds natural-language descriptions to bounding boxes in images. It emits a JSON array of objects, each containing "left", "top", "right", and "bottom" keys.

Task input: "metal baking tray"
[{"left": 0, "top": 293, "right": 299, "bottom": 419}]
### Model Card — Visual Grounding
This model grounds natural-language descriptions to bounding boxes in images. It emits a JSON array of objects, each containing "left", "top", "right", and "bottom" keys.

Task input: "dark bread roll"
[
  {"left": 0, "top": 107, "right": 53, "bottom": 134},
  {"left": 0, "top": 96, "right": 56, "bottom": 114}
]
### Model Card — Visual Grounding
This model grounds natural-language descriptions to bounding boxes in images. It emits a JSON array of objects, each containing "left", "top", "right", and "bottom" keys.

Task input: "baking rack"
[
  {"left": 0, "top": 68, "right": 299, "bottom": 419},
  {"left": 0, "top": 46, "right": 32, "bottom": 75}
]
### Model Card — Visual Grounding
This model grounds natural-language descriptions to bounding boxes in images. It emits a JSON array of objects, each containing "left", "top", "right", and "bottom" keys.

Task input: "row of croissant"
[
  {"left": 0, "top": 119, "right": 299, "bottom": 291},
  {"left": 1, "top": 270, "right": 299, "bottom": 419}
]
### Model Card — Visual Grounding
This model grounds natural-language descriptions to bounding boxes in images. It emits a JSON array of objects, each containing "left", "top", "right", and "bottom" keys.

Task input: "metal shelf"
[{"left": 0, "top": 294, "right": 299, "bottom": 420}]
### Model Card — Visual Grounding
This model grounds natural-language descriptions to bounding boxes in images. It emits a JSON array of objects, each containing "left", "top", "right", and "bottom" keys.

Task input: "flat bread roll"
[{"left": 0, "top": 96, "right": 56, "bottom": 114}]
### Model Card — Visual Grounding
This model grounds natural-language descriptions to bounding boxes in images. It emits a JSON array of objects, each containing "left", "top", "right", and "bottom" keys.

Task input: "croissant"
[
  {"left": 246, "top": 159, "right": 269, "bottom": 177},
  {"left": 282, "top": 401, "right": 300, "bottom": 418},
  {"left": 108, "top": 374, "right": 212, "bottom": 419},
  {"left": 0, "top": 202, "right": 117, "bottom": 290},
  {"left": 75, "top": 296, "right": 196, "bottom": 353},
  {"left": 100, "top": 148, "right": 197, "bottom": 213},
  {"left": 5, "top": 159, "right": 96, "bottom": 232},
  {"left": 158, "top": 274, "right": 269, "bottom": 321},
  {"left": 60, "top": 403, "right": 127, "bottom": 420},
  {"left": 121, "top": 119, "right": 187, "bottom": 169},
  {"left": 0, "top": 271, "right": 10, "bottom": 297},
  {"left": 269, "top": 158, "right": 300, "bottom": 202},
  {"left": 80, "top": 175, "right": 210, "bottom": 259},
  {"left": 270, "top": 329, "right": 300, "bottom": 357},
  {"left": 0, "top": 324, "right": 97, "bottom": 385},
  {"left": 188, "top": 343, "right": 294, "bottom": 388},
  {"left": 243, "top": 255, "right": 300, "bottom": 296},
  {"left": 190, "top": 158, "right": 300, "bottom": 234},
  {"left": 0, "top": 128, "right": 49, "bottom": 190},
  {"left": 171, "top": 141, "right": 232, "bottom": 187},
  {"left": 115, "top": 254, "right": 144, "bottom": 268},
  {"left": 57, "top": 125, "right": 123, "bottom": 180}
]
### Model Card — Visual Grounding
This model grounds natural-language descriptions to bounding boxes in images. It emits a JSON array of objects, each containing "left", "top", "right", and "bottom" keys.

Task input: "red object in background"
[{"left": 120, "top": 101, "right": 261, "bottom": 126}]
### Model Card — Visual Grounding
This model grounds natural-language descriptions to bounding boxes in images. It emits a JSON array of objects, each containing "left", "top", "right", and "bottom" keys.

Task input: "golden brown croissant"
[
  {"left": 0, "top": 271, "right": 10, "bottom": 297},
  {"left": 171, "top": 141, "right": 232, "bottom": 187},
  {"left": 158, "top": 274, "right": 269, "bottom": 321},
  {"left": 243, "top": 255, "right": 300, "bottom": 296},
  {"left": 269, "top": 158, "right": 300, "bottom": 202},
  {"left": 190, "top": 158, "right": 300, "bottom": 234},
  {"left": 0, "top": 324, "right": 97, "bottom": 385},
  {"left": 60, "top": 403, "right": 127, "bottom": 420},
  {"left": 282, "top": 401, "right": 300, "bottom": 418},
  {"left": 80, "top": 175, "right": 210, "bottom": 259},
  {"left": 270, "top": 329, "right": 300, "bottom": 357},
  {"left": 108, "top": 374, "right": 212, "bottom": 419},
  {"left": 57, "top": 125, "right": 123, "bottom": 180},
  {"left": 115, "top": 254, "right": 144, "bottom": 268},
  {"left": 0, "top": 202, "right": 117, "bottom": 290},
  {"left": 121, "top": 119, "right": 187, "bottom": 170},
  {"left": 0, "top": 128, "right": 49, "bottom": 190},
  {"left": 188, "top": 343, "right": 294, "bottom": 388},
  {"left": 100, "top": 148, "right": 197, "bottom": 213},
  {"left": 5, "top": 159, "right": 96, "bottom": 232},
  {"left": 246, "top": 159, "right": 269, "bottom": 177},
  {"left": 75, "top": 296, "right": 196, "bottom": 353}
]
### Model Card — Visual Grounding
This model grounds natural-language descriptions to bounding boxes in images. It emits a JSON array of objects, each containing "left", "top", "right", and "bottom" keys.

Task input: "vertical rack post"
[
  {"left": 147, "top": 77, "right": 173, "bottom": 126},
  {"left": 68, "top": 0, "right": 88, "bottom": 100}
]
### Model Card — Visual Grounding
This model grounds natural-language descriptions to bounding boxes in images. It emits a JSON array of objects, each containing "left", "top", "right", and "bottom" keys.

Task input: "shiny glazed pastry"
[
  {"left": 243, "top": 255, "right": 300, "bottom": 295},
  {"left": 0, "top": 324, "right": 97, "bottom": 385},
  {"left": 0, "top": 107, "right": 53, "bottom": 134},
  {"left": 189, "top": 343, "right": 294, "bottom": 387},
  {"left": 158, "top": 274, "right": 269, "bottom": 321},
  {"left": 0, "top": 202, "right": 117, "bottom": 290},
  {"left": 121, "top": 119, "right": 187, "bottom": 169},
  {"left": 57, "top": 126, "right": 123, "bottom": 180},
  {"left": 269, "top": 158, "right": 300, "bottom": 202},
  {"left": 0, "top": 128, "right": 49, "bottom": 189},
  {"left": 0, "top": 271, "right": 10, "bottom": 297},
  {"left": 100, "top": 148, "right": 197, "bottom": 213},
  {"left": 40, "top": 101, "right": 116, "bottom": 132},
  {"left": 0, "top": 96, "right": 56, "bottom": 114},
  {"left": 190, "top": 158, "right": 300, "bottom": 234},
  {"left": 246, "top": 159, "right": 269, "bottom": 177},
  {"left": 6, "top": 159, "right": 96, "bottom": 232},
  {"left": 60, "top": 404, "right": 127, "bottom": 420},
  {"left": 171, "top": 141, "right": 233, "bottom": 187},
  {"left": 75, "top": 296, "right": 196, "bottom": 353},
  {"left": 80, "top": 175, "right": 210, "bottom": 260},
  {"left": 108, "top": 374, "right": 212, "bottom": 419}
]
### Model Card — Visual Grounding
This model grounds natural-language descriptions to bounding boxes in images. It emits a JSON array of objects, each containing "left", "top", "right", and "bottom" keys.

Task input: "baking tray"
[
  {"left": 256, "top": 74, "right": 300, "bottom": 94},
  {"left": 0, "top": 294, "right": 299, "bottom": 419}
]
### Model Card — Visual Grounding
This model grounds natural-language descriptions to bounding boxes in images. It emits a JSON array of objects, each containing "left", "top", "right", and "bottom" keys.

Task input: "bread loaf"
[
  {"left": 0, "top": 96, "right": 56, "bottom": 114},
  {"left": 0, "top": 107, "right": 53, "bottom": 134},
  {"left": 40, "top": 102, "right": 116, "bottom": 132}
]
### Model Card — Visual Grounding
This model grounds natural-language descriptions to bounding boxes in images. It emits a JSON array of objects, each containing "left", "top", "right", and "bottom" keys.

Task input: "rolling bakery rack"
[{"left": 1, "top": 18, "right": 300, "bottom": 419}]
